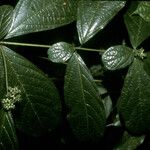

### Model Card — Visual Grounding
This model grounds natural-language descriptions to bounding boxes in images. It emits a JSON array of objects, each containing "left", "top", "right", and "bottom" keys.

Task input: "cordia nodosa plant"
[{"left": 0, "top": 0, "right": 150, "bottom": 149}]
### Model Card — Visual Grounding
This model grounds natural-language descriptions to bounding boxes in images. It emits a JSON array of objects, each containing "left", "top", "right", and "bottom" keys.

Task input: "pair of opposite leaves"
[{"left": 102, "top": 1, "right": 150, "bottom": 134}]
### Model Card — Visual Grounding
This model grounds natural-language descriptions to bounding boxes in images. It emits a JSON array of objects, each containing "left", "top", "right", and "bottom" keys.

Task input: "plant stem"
[
  {"left": 0, "top": 41, "right": 51, "bottom": 48},
  {"left": 0, "top": 41, "right": 105, "bottom": 53},
  {"left": 75, "top": 47, "right": 105, "bottom": 52}
]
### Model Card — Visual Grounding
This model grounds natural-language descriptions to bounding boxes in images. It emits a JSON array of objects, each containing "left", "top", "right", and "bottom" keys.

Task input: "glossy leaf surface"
[
  {"left": 0, "top": 5, "right": 13, "bottom": 39},
  {"left": 64, "top": 53, "right": 106, "bottom": 141},
  {"left": 5, "top": 0, "right": 78, "bottom": 38},
  {"left": 48, "top": 42, "right": 74, "bottom": 63},
  {"left": 118, "top": 58, "right": 150, "bottom": 134},
  {"left": 0, "top": 46, "right": 61, "bottom": 136},
  {"left": 0, "top": 110, "right": 18, "bottom": 150},
  {"left": 102, "top": 45, "right": 134, "bottom": 70},
  {"left": 77, "top": 1, "right": 125, "bottom": 44}
]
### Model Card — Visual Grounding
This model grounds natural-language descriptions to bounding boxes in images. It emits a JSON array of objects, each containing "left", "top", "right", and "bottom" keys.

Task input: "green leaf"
[
  {"left": 114, "top": 132, "right": 145, "bottom": 150},
  {"left": 77, "top": 1, "right": 126, "bottom": 44},
  {"left": 124, "top": 13, "right": 150, "bottom": 49},
  {"left": 144, "top": 52, "right": 150, "bottom": 77},
  {"left": 0, "top": 46, "right": 61, "bottom": 136},
  {"left": 47, "top": 42, "right": 74, "bottom": 63},
  {"left": 118, "top": 58, "right": 150, "bottom": 134},
  {"left": 5, "top": 0, "right": 78, "bottom": 39},
  {"left": 64, "top": 53, "right": 106, "bottom": 141},
  {"left": 0, "top": 109, "right": 18, "bottom": 150},
  {"left": 134, "top": 2, "right": 150, "bottom": 22},
  {"left": 0, "top": 5, "right": 13, "bottom": 40},
  {"left": 102, "top": 45, "right": 134, "bottom": 70}
]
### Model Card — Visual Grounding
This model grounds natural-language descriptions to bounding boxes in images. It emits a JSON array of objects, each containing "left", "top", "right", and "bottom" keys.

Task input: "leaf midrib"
[
  {"left": 123, "top": 60, "right": 146, "bottom": 125},
  {"left": 3, "top": 49, "right": 44, "bottom": 129},
  {"left": 135, "top": 17, "right": 142, "bottom": 48},
  {"left": 77, "top": 60, "right": 89, "bottom": 135}
]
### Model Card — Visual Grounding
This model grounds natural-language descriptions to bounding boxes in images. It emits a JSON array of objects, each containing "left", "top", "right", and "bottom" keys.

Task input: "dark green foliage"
[
  {"left": 5, "top": 0, "right": 78, "bottom": 39},
  {"left": 124, "top": 12, "right": 150, "bottom": 49},
  {"left": 114, "top": 132, "right": 145, "bottom": 150},
  {"left": 0, "top": 0, "right": 150, "bottom": 149},
  {"left": 118, "top": 58, "right": 150, "bottom": 134},
  {"left": 77, "top": 1, "right": 125, "bottom": 44},
  {"left": 64, "top": 53, "right": 106, "bottom": 141},
  {"left": 102, "top": 45, "right": 134, "bottom": 70},
  {"left": 48, "top": 42, "right": 74, "bottom": 63},
  {"left": 134, "top": 2, "right": 150, "bottom": 22},
  {"left": 0, "top": 5, "right": 13, "bottom": 39},
  {"left": 0, "top": 110, "right": 18, "bottom": 150}
]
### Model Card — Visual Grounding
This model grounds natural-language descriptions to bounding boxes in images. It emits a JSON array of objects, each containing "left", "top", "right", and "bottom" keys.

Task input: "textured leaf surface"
[
  {"left": 124, "top": 13, "right": 150, "bottom": 49},
  {"left": 144, "top": 52, "right": 150, "bottom": 77},
  {"left": 114, "top": 132, "right": 145, "bottom": 150},
  {"left": 77, "top": 1, "right": 126, "bottom": 44},
  {"left": 118, "top": 58, "right": 150, "bottom": 134},
  {"left": 0, "top": 46, "right": 61, "bottom": 136},
  {"left": 48, "top": 42, "right": 74, "bottom": 63},
  {"left": 102, "top": 45, "right": 134, "bottom": 70},
  {"left": 134, "top": 2, "right": 150, "bottom": 22},
  {"left": 5, "top": 0, "right": 78, "bottom": 39},
  {"left": 0, "top": 110, "right": 18, "bottom": 150},
  {"left": 0, "top": 5, "right": 13, "bottom": 39},
  {"left": 64, "top": 53, "right": 106, "bottom": 141}
]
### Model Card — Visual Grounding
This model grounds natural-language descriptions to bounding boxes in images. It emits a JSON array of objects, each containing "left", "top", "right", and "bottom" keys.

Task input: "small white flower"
[
  {"left": 1, "top": 86, "right": 22, "bottom": 111},
  {"left": 134, "top": 48, "right": 146, "bottom": 59}
]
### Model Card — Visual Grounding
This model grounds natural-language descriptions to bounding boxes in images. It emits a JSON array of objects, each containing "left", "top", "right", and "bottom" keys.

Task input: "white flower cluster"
[
  {"left": 134, "top": 48, "right": 146, "bottom": 59},
  {"left": 1, "top": 86, "right": 22, "bottom": 111}
]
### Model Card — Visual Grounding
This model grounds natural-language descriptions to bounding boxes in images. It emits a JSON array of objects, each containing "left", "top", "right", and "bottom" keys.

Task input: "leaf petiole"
[{"left": 0, "top": 41, "right": 105, "bottom": 53}]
